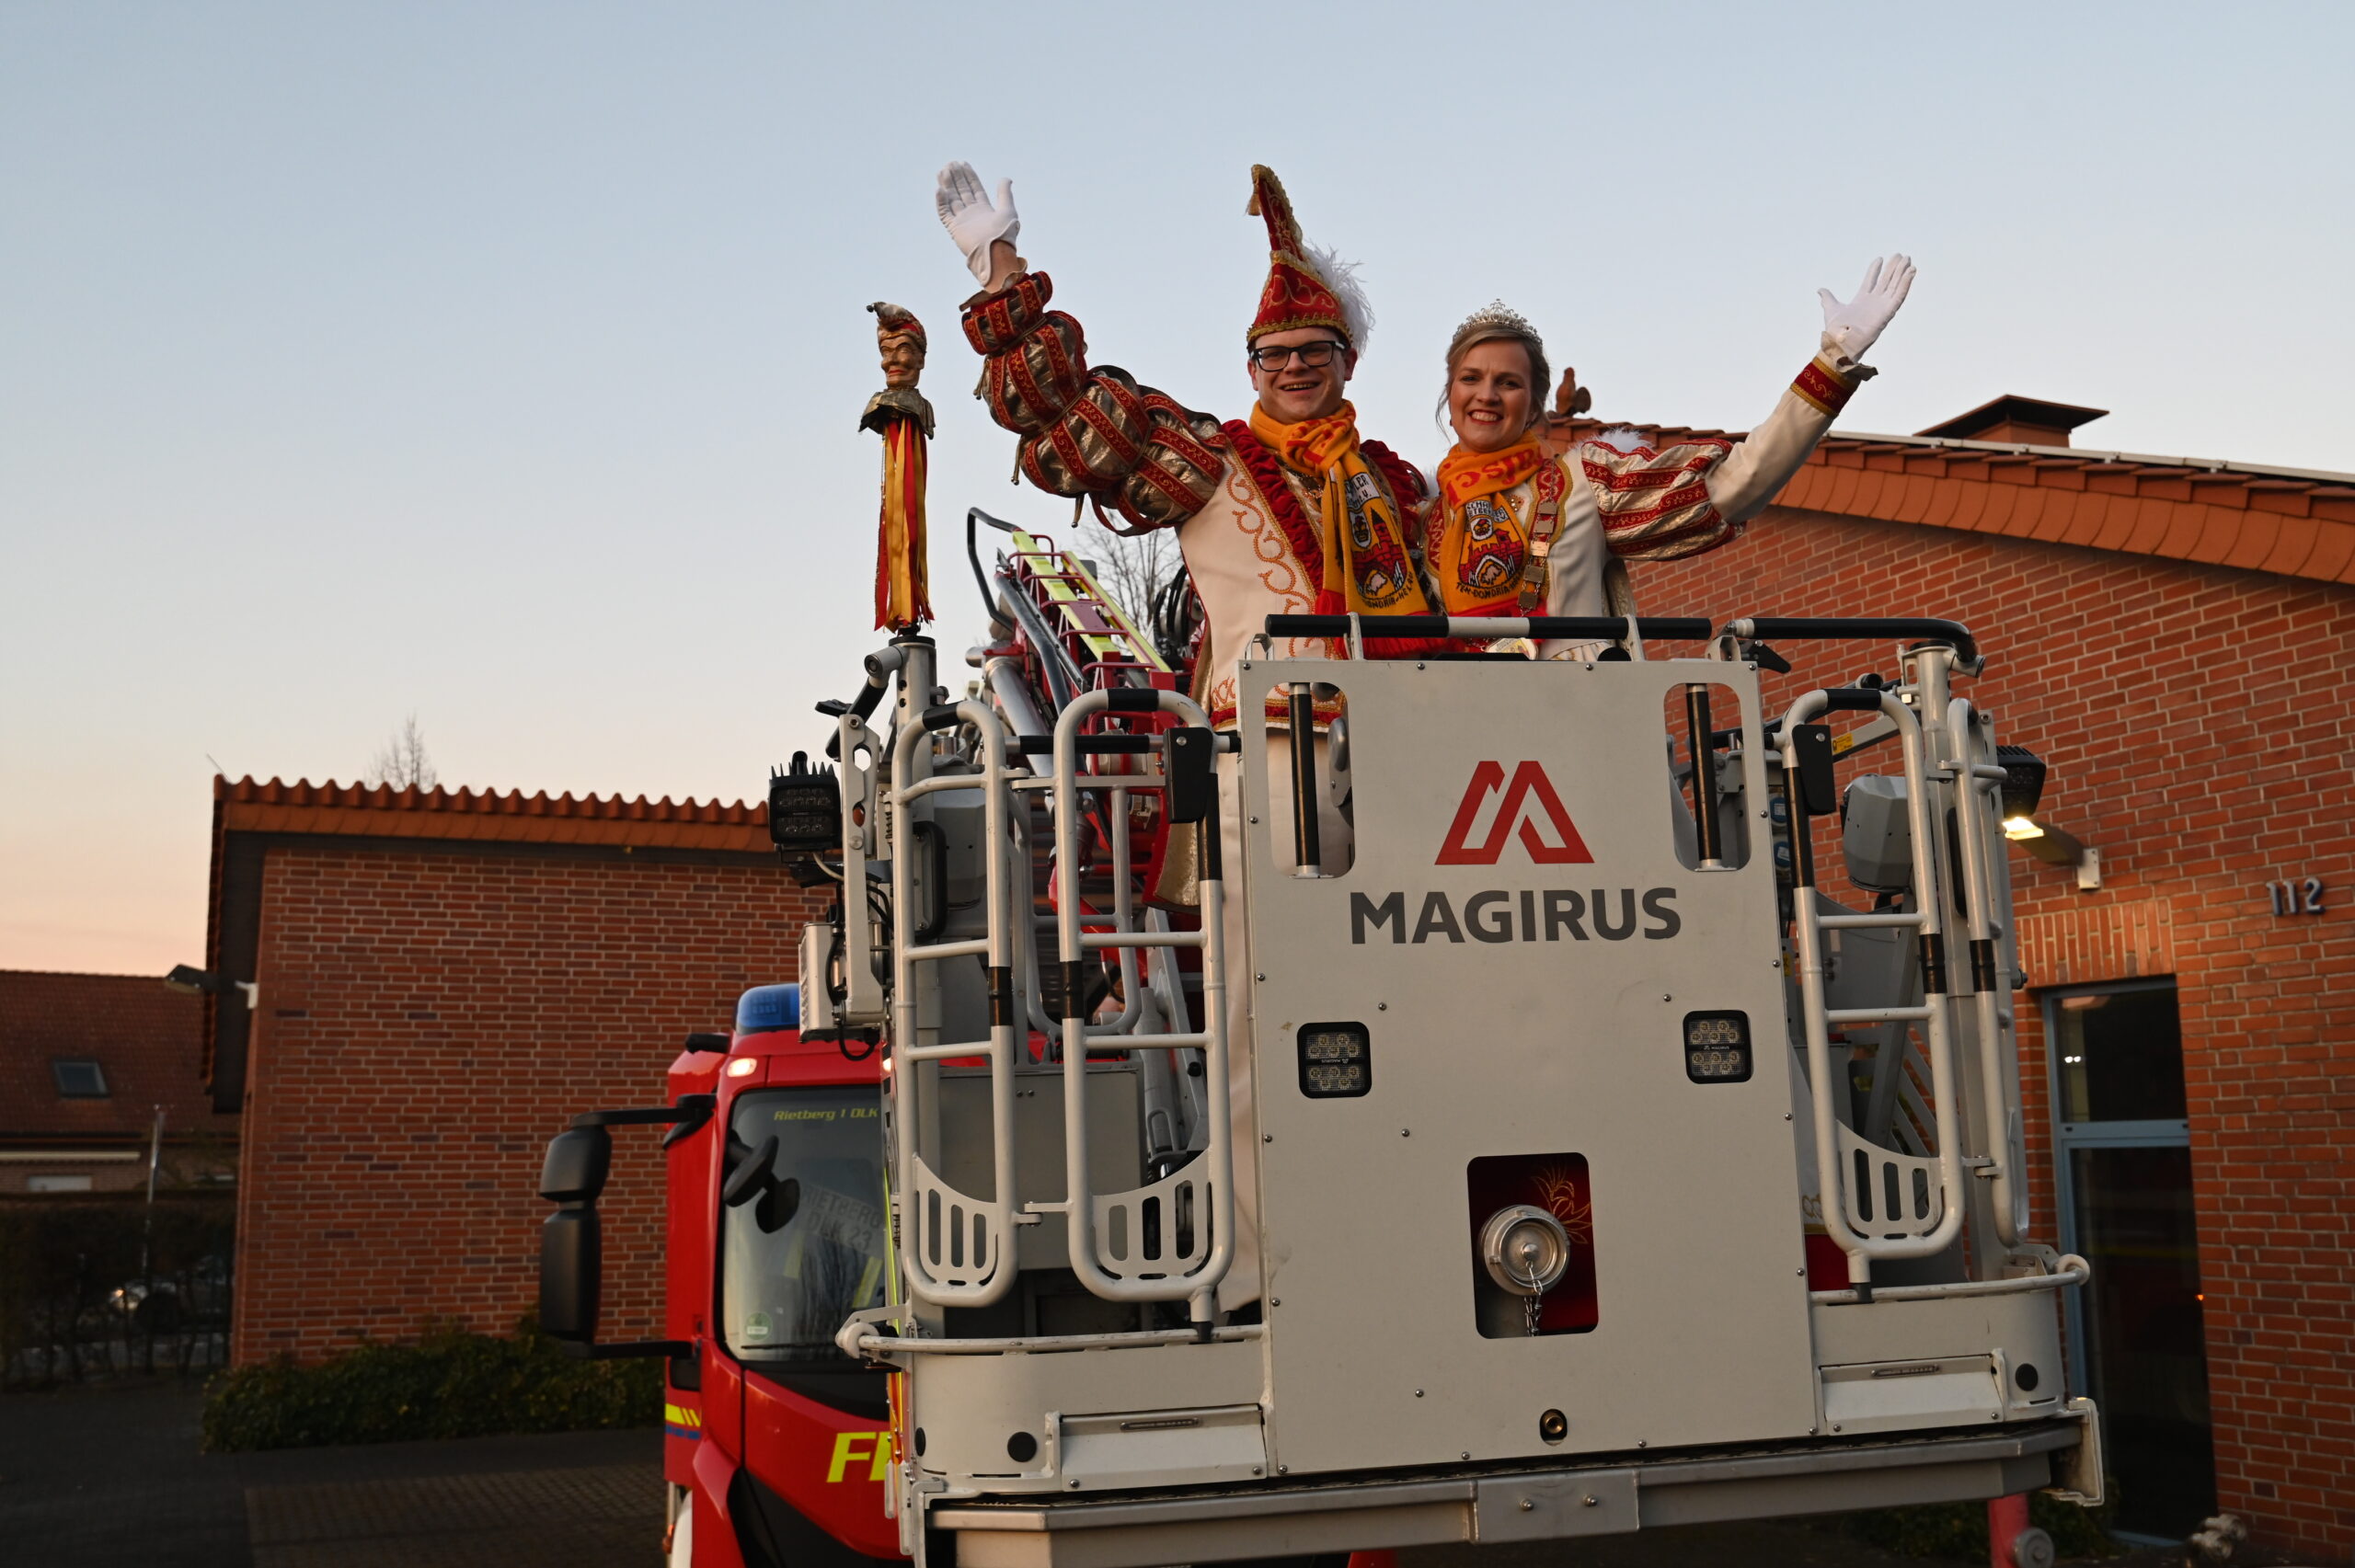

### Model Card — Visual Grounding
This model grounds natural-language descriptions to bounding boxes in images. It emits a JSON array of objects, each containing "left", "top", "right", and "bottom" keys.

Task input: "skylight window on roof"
[{"left": 52, "top": 1059, "right": 109, "bottom": 1098}]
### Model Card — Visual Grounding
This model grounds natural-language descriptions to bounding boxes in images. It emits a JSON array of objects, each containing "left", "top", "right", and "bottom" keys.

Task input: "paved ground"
[
  {"left": 0, "top": 1379, "right": 662, "bottom": 1567},
  {"left": 4, "top": 1381, "right": 2188, "bottom": 1568}
]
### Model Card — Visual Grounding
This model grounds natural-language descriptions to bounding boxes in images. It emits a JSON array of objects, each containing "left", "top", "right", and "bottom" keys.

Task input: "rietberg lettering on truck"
[{"left": 1350, "top": 887, "right": 1681, "bottom": 944}]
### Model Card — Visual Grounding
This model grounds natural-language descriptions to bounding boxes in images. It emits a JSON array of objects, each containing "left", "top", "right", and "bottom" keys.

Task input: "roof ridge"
[
  {"left": 217, "top": 774, "right": 766, "bottom": 821},
  {"left": 1543, "top": 418, "right": 2355, "bottom": 586}
]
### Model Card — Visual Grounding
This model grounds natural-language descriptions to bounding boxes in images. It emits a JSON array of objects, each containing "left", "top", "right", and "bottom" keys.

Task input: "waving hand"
[
  {"left": 936, "top": 162, "right": 1021, "bottom": 285},
  {"left": 1818, "top": 255, "right": 1916, "bottom": 362}
]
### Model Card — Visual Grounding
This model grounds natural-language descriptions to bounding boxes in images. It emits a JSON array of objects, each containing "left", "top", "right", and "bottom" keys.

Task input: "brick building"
[
  {"left": 203, "top": 779, "right": 823, "bottom": 1367},
  {"left": 1592, "top": 394, "right": 2355, "bottom": 1555},
  {"left": 0, "top": 970, "right": 235, "bottom": 1196}
]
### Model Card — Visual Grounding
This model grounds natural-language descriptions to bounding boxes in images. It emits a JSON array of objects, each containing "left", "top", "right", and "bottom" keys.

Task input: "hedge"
[
  {"left": 201, "top": 1319, "right": 661, "bottom": 1451},
  {"left": 1838, "top": 1489, "right": 2121, "bottom": 1559}
]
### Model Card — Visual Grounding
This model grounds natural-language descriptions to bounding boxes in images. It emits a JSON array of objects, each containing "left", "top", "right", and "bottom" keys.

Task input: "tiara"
[{"left": 1449, "top": 300, "right": 1540, "bottom": 357}]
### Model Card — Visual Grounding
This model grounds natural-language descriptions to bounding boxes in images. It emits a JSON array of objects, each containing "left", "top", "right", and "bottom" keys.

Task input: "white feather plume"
[{"left": 1304, "top": 242, "right": 1373, "bottom": 353}]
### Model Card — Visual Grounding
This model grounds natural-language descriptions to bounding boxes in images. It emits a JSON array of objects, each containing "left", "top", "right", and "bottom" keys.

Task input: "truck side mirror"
[
  {"left": 539, "top": 1127, "right": 611, "bottom": 1203},
  {"left": 723, "top": 1133, "right": 802, "bottom": 1234},
  {"left": 539, "top": 1205, "right": 603, "bottom": 1342}
]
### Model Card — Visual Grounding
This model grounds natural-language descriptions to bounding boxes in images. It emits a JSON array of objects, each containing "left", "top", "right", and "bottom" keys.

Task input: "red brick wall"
[
  {"left": 1637, "top": 506, "right": 2355, "bottom": 1555},
  {"left": 230, "top": 844, "right": 822, "bottom": 1366}
]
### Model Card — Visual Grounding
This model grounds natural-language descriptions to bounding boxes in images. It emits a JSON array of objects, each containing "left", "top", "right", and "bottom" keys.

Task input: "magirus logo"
[
  {"left": 1436, "top": 761, "right": 1593, "bottom": 866},
  {"left": 1342, "top": 760, "right": 1678, "bottom": 946}
]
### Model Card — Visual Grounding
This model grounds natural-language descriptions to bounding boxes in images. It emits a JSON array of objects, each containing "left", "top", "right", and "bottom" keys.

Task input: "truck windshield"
[{"left": 720, "top": 1085, "right": 887, "bottom": 1365}]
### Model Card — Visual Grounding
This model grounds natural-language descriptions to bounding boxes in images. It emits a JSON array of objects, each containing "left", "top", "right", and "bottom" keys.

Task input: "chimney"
[{"left": 1915, "top": 395, "right": 2108, "bottom": 449}]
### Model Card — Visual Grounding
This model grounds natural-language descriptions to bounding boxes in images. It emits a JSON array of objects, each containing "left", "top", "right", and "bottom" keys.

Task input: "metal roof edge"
[{"left": 1825, "top": 430, "right": 2355, "bottom": 487}]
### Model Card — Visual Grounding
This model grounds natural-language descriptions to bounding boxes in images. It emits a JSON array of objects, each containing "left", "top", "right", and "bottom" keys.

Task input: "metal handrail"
[
  {"left": 1783, "top": 687, "right": 1967, "bottom": 1284},
  {"left": 1947, "top": 698, "right": 2028, "bottom": 1245},
  {"left": 890, "top": 701, "right": 1019, "bottom": 1307},
  {"left": 1812, "top": 1253, "right": 2089, "bottom": 1306},
  {"left": 1051, "top": 691, "right": 1234, "bottom": 1325}
]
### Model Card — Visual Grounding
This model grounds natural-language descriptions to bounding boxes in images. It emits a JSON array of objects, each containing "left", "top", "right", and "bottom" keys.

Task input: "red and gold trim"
[
  {"left": 1791, "top": 356, "right": 1859, "bottom": 418},
  {"left": 1245, "top": 166, "right": 1351, "bottom": 347},
  {"left": 962, "top": 271, "right": 1056, "bottom": 355}
]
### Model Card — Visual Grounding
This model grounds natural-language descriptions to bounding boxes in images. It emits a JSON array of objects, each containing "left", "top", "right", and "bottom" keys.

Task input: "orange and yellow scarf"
[
  {"left": 1431, "top": 434, "right": 1547, "bottom": 616},
  {"left": 1247, "top": 401, "right": 1424, "bottom": 617}
]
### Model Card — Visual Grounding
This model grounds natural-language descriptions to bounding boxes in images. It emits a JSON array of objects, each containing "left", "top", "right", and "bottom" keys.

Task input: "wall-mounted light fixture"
[
  {"left": 2001, "top": 815, "right": 2101, "bottom": 890},
  {"left": 1995, "top": 746, "right": 2099, "bottom": 891},
  {"left": 164, "top": 964, "right": 258, "bottom": 1008}
]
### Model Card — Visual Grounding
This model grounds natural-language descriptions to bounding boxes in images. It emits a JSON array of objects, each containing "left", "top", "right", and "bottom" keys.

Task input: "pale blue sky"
[{"left": 4, "top": 2, "right": 2349, "bottom": 973}]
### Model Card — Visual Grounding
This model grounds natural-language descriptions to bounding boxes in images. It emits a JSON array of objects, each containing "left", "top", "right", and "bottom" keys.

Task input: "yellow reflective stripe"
[{"left": 663, "top": 1403, "right": 702, "bottom": 1429}]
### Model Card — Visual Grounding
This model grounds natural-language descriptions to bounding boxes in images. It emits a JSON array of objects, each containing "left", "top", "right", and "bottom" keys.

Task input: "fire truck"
[{"left": 538, "top": 509, "right": 2103, "bottom": 1568}]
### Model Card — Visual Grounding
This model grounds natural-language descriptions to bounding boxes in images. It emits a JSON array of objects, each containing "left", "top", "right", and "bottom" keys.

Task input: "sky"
[{"left": 4, "top": 1, "right": 2350, "bottom": 977}]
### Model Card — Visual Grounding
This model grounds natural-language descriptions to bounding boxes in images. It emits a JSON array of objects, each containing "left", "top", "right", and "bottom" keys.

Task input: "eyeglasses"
[{"left": 1248, "top": 339, "right": 1349, "bottom": 372}]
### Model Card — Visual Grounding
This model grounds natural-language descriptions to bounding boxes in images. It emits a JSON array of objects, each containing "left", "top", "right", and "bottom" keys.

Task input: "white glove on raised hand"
[
  {"left": 936, "top": 162, "right": 1020, "bottom": 286},
  {"left": 1818, "top": 254, "right": 1915, "bottom": 363}
]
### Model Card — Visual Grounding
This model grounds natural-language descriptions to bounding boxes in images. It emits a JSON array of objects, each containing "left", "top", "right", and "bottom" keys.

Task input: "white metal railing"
[
  {"left": 1783, "top": 687, "right": 1968, "bottom": 1286},
  {"left": 1945, "top": 698, "right": 2030, "bottom": 1245},
  {"left": 889, "top": 702, "right": 1020, "bottom": 1307},
  {"left": 1048, "top": 691, "right": 1235, "bottom": 1327}
]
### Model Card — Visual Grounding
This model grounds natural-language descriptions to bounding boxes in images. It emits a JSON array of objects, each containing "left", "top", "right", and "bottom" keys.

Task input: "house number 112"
[{"left": 2268, "top": 877, "right": 2324, "bottom": 915}]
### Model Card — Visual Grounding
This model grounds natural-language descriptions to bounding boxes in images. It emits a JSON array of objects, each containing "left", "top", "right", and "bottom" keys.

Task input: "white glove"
[
  {"left": 1817, "top": 255, "right": 1915, "bottom": 363},
  {"left": 936, "top": 162, "right": 1020, "bottom": 286}
]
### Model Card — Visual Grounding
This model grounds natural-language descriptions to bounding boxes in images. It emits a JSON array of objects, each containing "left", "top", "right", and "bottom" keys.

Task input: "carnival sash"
[
  {"left": 1246, "top": 402, "right": 1424, "bottom": 618},
  {"left": 1431, "top": 434, "right": 1547, "bottom": 616}
]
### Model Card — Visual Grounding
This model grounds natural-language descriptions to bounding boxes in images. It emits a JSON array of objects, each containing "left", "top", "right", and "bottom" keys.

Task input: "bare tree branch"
[
  {"left": 1077, "top": 521, "right": 1179, "bottom": 636},
  {"left": 364, "top": 714, "right": 437, "bottom": 791}
]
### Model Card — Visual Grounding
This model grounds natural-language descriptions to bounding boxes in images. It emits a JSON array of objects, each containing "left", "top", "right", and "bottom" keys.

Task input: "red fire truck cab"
[{"left": 543, "top": 981, "right": 902, "bottom": 1568}]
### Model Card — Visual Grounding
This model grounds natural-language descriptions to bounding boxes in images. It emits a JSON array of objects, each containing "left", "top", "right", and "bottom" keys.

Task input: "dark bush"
[
  {"left": 1840, "top": 1488, "right": 2121, "bottom": 1560},
  {"left": 201, "top": 1318, "right": 661, "bottom": 1451},
  {"left": 1, "top": 1196, "right": 236, "bottom": 1387}
]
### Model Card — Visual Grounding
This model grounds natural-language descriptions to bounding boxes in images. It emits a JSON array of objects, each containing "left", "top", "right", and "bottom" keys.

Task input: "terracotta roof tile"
[
  {"left": 2260, "top": 515, "right": 2323, "bottom": 578},
  {"left": 213, "top": 777, "right": 775, "bottom": 855},
  {"left": 2052, "top": 493, "right": 2108, "bottom": 551},
  {"left": 2300, "top": 522, "right": 2355, "bottom": 583},
  {"left": 2223, "top": 511, "right": 2281, "bottom": 573}
]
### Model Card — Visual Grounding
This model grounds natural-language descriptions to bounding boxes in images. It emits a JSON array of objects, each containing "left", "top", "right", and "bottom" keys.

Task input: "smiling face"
[
  {"left": 1448, "top": 338, "right": 1537, "bottom": 454},
  {"left": 1248, "top": 326, "right": 1355, "bottom": 424}
]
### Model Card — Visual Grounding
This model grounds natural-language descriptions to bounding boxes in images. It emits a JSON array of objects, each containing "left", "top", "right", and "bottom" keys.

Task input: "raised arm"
[
  {"left": 936, "top": 161, "right": 1226, "bottom": 533},
  {"left": 1589, "top": 257, "right": 1915, "bottom": 562},
  {"left": 1704, "top": 255, "right": 1915, "bottom": 516}
]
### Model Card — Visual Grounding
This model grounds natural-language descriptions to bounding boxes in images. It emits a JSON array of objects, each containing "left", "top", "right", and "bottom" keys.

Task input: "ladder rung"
[{"left": 1828, "top": 1005, "right": 1936, "bottom": 1024}]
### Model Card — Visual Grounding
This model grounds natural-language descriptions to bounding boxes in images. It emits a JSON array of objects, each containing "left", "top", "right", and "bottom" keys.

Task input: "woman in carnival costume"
[{"left": 1427, "top": 260, "right": 1916, "bottom": 657}]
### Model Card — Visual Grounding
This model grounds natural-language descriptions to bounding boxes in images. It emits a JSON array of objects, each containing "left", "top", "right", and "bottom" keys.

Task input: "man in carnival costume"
[
  {"left": 936, "top": 160, "right": 1436, "bottom": 1311},
  {"left": 1427, "top": 260, "right": 1916, "bottom": 658}
]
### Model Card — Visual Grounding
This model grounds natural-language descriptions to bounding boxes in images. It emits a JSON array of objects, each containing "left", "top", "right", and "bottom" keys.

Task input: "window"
[
  {"left": 2044, "top": 979, "right": 2214, "bottom": 1540},
  {"left": 52, "top": 1059, "right": 108, "bottom": 1098},
  {"left": 28, "top": 1174, "right": 94, "bottom": 1193},
  {"left": 2054, "top": 986, "right": 2186, "bottom": 1126},
  {"left": 718, "top": 1086, "right": 886, "bottom": 1366}
]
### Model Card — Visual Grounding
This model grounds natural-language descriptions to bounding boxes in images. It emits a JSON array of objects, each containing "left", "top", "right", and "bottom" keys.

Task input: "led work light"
[
  {"left": 1683, "top": 1011, "right": 1752, "bottom": 1083},
  {"left": 1296, "top": 1022, "right": 1372, "bottom": 1097}
]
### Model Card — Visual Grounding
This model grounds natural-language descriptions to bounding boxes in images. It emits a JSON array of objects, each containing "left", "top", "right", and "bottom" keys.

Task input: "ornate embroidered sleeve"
[
  {"left": 1585, "top": 336, "right": 1874, "bottom": 563},
  {"left": 1697, "top": 335, "right": 1874, "bottom": 525},
  {"left": 1580, "top": 436, "right": 1740, "bottom": 563},
  {"left": 959, "top": 271, "right": 1227, "bottom": 532}
]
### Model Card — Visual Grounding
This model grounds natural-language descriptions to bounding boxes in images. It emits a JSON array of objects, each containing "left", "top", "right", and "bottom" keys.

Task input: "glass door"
[{"left": 2046, "top": 980, "right": 2216, "bottom": 1540}]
